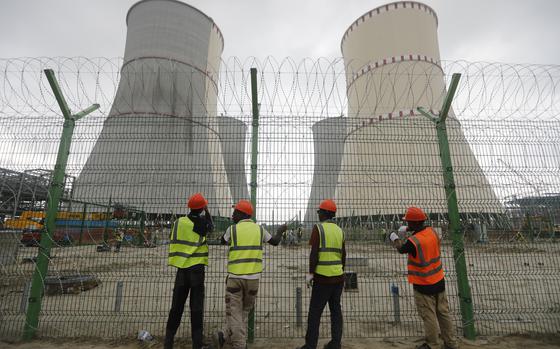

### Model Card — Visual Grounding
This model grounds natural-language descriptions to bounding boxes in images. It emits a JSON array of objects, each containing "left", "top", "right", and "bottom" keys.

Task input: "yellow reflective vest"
[
  {"left": 168, "top": 216, "right": 209, "bottom": 268},
  {"left": 227, "top": 220, "right": 263, "bottom": 275},
  {"left": 315, "top": 221, "right": 344, "bottom": 277}
]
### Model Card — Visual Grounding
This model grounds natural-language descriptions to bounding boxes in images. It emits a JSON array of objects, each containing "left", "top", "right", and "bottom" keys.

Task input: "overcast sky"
[{"left": 1, "top": 0, "right": 559, "bottom": 64}]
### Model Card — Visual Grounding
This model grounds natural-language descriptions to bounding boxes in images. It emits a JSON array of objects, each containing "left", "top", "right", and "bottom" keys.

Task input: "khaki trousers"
[
  {"left": 413, "top": 289, "right": 459, "bottom": 349},
  {"left": 223, "top": 277, "right": 259, "bottom": 349}
]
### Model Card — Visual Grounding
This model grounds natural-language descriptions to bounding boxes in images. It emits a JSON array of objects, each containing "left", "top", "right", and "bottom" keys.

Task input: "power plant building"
[
  {"left": 217, "top": 116, "right": 249, "bottom": 203},
  {"left": 333, "top": 2, "right": 502, "bottom": 218},
  {"left": 304, "top": 117, "right": 346, "bottom": 225},
  {"left": 73, "top": 0, "right": 233, "bottom": 216}
]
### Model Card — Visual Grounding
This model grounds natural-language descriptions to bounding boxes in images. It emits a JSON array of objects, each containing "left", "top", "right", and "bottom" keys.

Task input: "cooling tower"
[
  {"left": 304, "top": 117, "right": 346, "bottom": 225},
  {"left": 335, "top": 1, "right": 502, "bottom": 218},
  {"left": 74, "top": 0, "right": 232, "bottom": 216},
  {"left": 217, "top": 116, "right": 249, "bottom": 203}
]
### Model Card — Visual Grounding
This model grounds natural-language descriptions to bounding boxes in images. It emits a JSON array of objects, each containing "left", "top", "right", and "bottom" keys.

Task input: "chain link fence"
[{"left": 0, "top": 57, "right": 559, "bottom": 340}]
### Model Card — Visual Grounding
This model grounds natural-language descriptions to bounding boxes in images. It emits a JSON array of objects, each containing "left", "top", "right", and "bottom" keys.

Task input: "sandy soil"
[
  {"left": 1, "top": 239, "right": 559, "bottom": 340},
  {"left": 2, "top": 334, "right": 560, "bottom": 349}
]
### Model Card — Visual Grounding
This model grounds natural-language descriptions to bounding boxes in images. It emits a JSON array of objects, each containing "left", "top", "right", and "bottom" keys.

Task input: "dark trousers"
[
  {"left": 304, "top": 282, "right": 344, "bottom": 349},
  {"left": 165, "top": 266, "right": 205, "bottom": 349}
]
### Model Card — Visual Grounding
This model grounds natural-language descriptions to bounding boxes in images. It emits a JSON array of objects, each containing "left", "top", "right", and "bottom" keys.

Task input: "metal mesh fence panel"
[{"left": 0, "top": 57, "right": 559, "bottom": 340}]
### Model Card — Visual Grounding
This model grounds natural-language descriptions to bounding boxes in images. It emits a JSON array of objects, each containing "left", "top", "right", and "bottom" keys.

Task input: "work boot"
[
  {"left": 163, "top": 336, "right": 174, "bottom": 349},
  {"left": 415, "top": 344, "right": 431, "bottom": 349},
  {"left": 323, "top": 341, "right": 341, "bottom": 349},
  {"left": 212, "top": 330, "right": 225, "bottom": 349},
  {"left": 194, "top": 345, "right": 213, "bottom": 349}
]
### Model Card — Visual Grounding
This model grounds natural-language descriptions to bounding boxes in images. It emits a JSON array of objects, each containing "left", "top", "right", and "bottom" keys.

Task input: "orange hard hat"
[
  {"left": 403, "top": 206, "right": 427, "bottom": 222},
  {"left": 234, "top": 200, "right": 253, "bottom": 216},
  {"left": 187, "top": 193, "right": 208, "bottom": 210},
  {"left": 318, "top": 199, "right": 337, "bottom": 213}
]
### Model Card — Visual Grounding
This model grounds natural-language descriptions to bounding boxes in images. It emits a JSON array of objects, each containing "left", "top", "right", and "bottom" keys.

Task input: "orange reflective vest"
[{"left": 406, "top": 227, "right": 444, "bottom": 285}]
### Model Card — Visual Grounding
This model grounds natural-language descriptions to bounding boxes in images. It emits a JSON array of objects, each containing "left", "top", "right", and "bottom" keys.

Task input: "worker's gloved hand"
[
  {"left": 389, "top": 232, "right": 400, "bottom": 242},
  {"left": 397, "top": 226, "right": 408, "bottom": 234},
  {"left": 305, "top": 273, "right": 314, "bottom": 288}
]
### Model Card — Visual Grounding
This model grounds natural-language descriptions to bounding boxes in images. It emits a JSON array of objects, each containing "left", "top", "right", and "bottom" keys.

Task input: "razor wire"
[{"left": 0, "top": 57, "right": 559, "bottom": 341}]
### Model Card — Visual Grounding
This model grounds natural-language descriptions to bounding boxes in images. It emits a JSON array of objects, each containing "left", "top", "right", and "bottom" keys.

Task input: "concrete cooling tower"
[
  {"left": 74, "top": 0, "right": 232, "bottom": 216},
  {"left": 304, "top": 117, "right": 346, "bottom": 225},
  {"left": 217, "top": 116, "right": 249, "bottom": 203},
  {"left": 335, "top": 1, "right": 502, "bottom": 218}
]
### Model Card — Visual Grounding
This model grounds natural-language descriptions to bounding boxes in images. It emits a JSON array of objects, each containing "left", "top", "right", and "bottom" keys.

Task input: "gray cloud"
[{"left": 0, "top": 0, "right": 558, "bottom": 64}]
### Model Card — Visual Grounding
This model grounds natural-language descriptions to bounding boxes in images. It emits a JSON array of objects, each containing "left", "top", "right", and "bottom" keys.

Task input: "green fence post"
[
  {"left": 417, "top": 73, "right": 476, "bottom": 340},
  {"left": 23, "top": 69, "right": 99, "bottom": 340},
  {"left": 247, "top": 67, "right": 260, "bottom": 343}
]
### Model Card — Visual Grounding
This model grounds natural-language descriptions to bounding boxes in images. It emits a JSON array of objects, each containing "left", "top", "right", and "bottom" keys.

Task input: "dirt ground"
[
  {"left": 2, "top": 239, "right": 559, "bottom": 343},
  {"left": 2, "top": 334, "right": 560, "bottom": 349},
  {"left": 3, "top": 241, "right": 559, "bottom": 340}
]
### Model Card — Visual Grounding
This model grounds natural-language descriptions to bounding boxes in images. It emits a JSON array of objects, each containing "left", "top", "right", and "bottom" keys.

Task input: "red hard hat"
[
  {"left": 403, "top": 206, "right": 427, "bottom": 222},
  {"left": 187, "top": 193, "right": 208, "bottom": 210},
  {"left": 234, "top": 200, "right": 253, "bottom": 216},
  {"left": 319, "top": 199, "right": 337, "bottom": 213}
]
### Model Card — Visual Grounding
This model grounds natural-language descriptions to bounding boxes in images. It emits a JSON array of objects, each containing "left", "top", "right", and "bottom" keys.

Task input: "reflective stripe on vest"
[
  {"left": 168, "top": 217, "right": 209, "bottom": 268},
  {"left": 315, "top": 222, "right": 344, "bottom": 277},
  {"left": 228, "top": 221, "right": 263, "bottom": 275},
  {"left": 406, "top": 227, "right": 444, "bottom": 285}
]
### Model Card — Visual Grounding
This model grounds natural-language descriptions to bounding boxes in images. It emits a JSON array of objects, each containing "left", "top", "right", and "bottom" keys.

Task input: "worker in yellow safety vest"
[
  {"left": 390, "top": 206, "right": 459, "bottom": 349},
  {"left": 113, "top": 228, "right": 124, "bottom": 253},
  {"left": 297, "top": 199, "right": 346, "bottom": 349},
  {"left": 213, "top": 200, "right": 286, "bottom": 349},
  {"left": 164, "top": 193, "right": 213, "bottom": 349}
]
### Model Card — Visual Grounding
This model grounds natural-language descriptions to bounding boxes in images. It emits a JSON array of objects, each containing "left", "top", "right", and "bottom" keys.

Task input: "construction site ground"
[
  {"left": 2, "top": 334, "right": 560, "bottom": 349},
  {"left": 1, "top": 237, "right": 559, "bottom": 340}
]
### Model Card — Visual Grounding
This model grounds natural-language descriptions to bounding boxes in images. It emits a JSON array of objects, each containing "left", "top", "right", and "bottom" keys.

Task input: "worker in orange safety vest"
[{"left": 390, "top": 207, "right": 459, "bottom": 349}]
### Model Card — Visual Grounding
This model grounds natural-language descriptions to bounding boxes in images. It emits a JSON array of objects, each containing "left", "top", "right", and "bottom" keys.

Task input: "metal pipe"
[
  {"left": 114, "top": 281, "right": 124, "bottom": 312},
  {"left": 78, "top": 203, "right": 87, "bottom": 246},
  {"left": 12, "top": 173, "right": 24, "bottom": 217},
  {"left": 102, "top": 197, "right": 112, "bottom": 246},
  {"left": 247, "top": 67, "right": 260, "bottom": 343},
  {"left": 296, "top": 287, "right": 302, "bottom": 327},
  {"left": 390, "top": 284, "right": 400, "bottom": 324}
]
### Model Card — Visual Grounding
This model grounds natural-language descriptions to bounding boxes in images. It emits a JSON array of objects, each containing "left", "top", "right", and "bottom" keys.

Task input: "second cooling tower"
[
  {"left": 74, "top": 0, "right": 233, "bottom": 216},
  {"left": 335, "top": 1, "right": 502, "bottom": 218},
  {"left": 218, "top": 116, "right": 249, "bottom": 203},
  {"left": 304, "top": 117, "right": 346, "bottom": 225}
]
